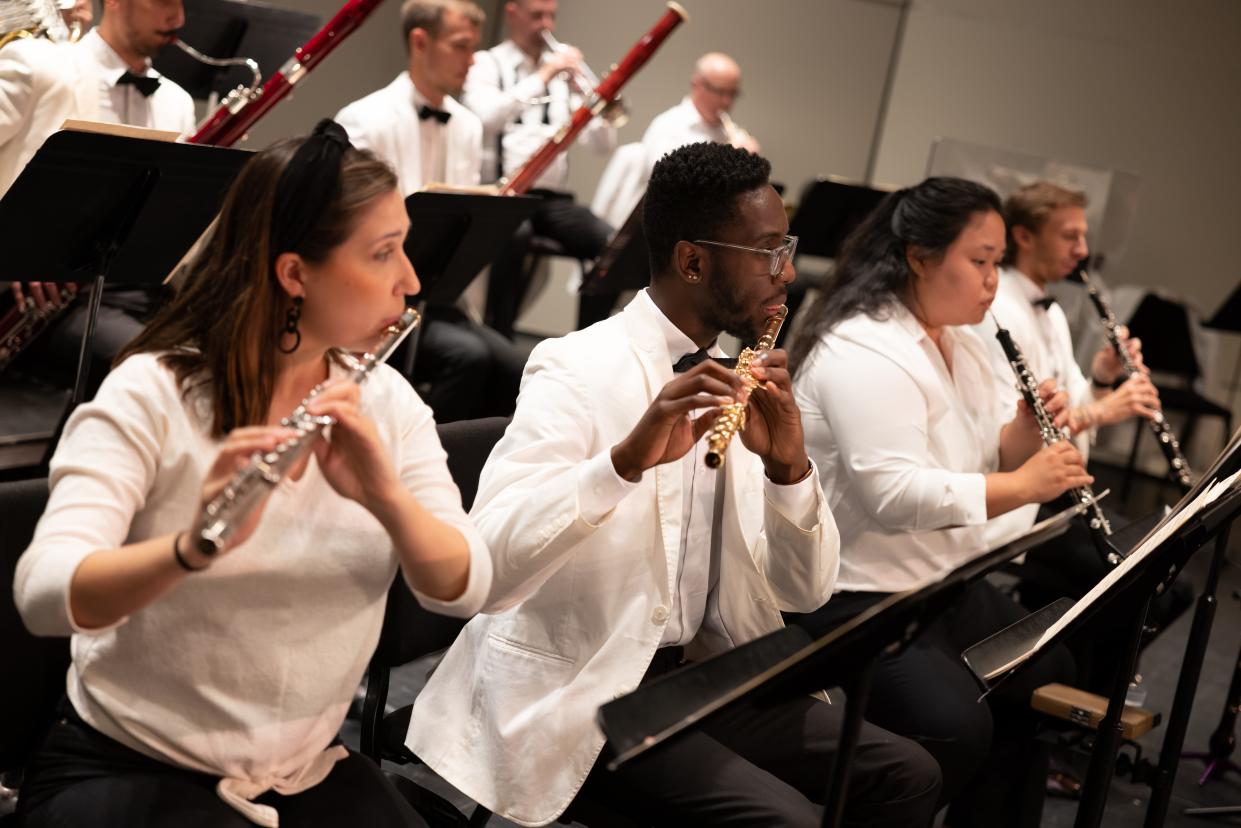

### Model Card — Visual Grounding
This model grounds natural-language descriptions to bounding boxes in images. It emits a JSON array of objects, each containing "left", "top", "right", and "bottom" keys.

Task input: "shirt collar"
[
  {"left": 1004, "top": 265, "right": 1050, "bottom": 305},
  {"left": 636, "top": 288, "right": 725, "bottom": 361},
  {"left": 496, "top": 38, "right": 540, "bottom": 72},
  {"left": 82, "top": 29, "right": 157, "bottom": 87}
]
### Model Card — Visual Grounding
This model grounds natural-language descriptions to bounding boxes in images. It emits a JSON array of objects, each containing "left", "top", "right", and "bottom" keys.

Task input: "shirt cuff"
[
  {"left": 763, "top": 462, "right": 820, "bottom": 531},
  {"left": 510, "top": 73, "right": 547, "bottom": 107},
  {"left": 947, "top": 471, "right": 989, "bottom": 527},
  {"left": 577, "top": 449, "right": 640, "bottom": 526},
  {"left": 411, "top": 531, "right": 494, "bottom": 618}
]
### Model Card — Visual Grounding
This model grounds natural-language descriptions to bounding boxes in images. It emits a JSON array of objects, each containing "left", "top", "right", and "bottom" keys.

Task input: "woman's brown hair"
[{"left": 117, "top": 134, "right": 397, "bottom": 437}]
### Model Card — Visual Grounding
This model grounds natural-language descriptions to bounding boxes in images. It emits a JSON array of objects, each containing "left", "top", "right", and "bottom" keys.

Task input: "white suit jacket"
[
  {"left": 408, "top": 293, "right": 840, "bottom": 826},
  {"left": 0, "top": 31, "right": 194, "bottom": 196},
  {"left": 335, "top": 72, "right": 481, "bottom": 195}
]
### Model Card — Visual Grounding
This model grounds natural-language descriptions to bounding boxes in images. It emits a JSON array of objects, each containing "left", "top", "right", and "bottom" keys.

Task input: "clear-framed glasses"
[
  {"left": 696, "top": 77, "right": 741, "bottom": 100},
  {"left": 693, "top": 235, "right": 798, "bottom": 277}
]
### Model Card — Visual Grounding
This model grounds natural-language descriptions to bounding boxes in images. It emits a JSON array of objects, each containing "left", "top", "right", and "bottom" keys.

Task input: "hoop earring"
[{"left": 279, "top": 296, "right": 303, "bottom": 354}]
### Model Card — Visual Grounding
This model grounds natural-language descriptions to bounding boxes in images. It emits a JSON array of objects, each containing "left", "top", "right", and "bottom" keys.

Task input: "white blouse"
[
  {"left": 794, "top": 304, "right": 1037, "bottom": 592},
  {"left": 15, "top": 353, "right": 491, "bottom": 826}
]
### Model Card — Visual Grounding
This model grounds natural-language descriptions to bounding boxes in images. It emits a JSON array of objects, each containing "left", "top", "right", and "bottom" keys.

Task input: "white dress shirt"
[
  {"left": 0, "top": 28, "right": 195, "bottom": 194},
  {"left": 975, "top": 266, "right": 1094, "bottom": 458},
  {"left": 578, "top": 289, "right": 818, "bottom": 645},
  {"left": 408, "top": 290, "right": 838, "bottom": 826},
  {"left": 335, "top": 72, "right": 483, "bottom": 196},
  {"left": 794, "top": 303, "right": 1037, "bottom": 593},
  {"left": 15, "top": 353, "right": 491, "bottom": 827},
  {"left": 641, "top": 96, "right": 750, "bottom": 165},
  {"left": 463, "top": 39, "right": 616, "bottom": 188}
]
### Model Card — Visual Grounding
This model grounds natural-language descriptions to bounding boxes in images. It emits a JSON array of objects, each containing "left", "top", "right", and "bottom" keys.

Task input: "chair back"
[
  {"left": 372, "top": 417, "right": 509, "bottom": 669},
  {"left": 0, "top": 478, "right": 69, "bottom": 773},
  {"left": 1126, "top": 293, "right": 1201, "bottom": 379}
]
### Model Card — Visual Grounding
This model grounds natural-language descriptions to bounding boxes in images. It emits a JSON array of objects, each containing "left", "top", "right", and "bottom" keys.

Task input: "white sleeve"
[
  {"left": 0, "top": 41, "right": 42, "bottom": 148},
  {"left": 379, "top": 370, "right": 493, "bottom": 618},
  {"left": 804, "top": 342, "right": 988, "bottom": 532},
  {"left": 14, "top": 355, "right": 174, "bottom": 636},
  {"left": 462, "top": 50, "right": 544, "bottom": 132}
]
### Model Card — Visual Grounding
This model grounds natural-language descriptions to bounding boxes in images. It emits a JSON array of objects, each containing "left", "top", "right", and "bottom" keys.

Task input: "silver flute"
[
  {"left": 991, "top": 313, "right": 1121, "bottom": 565},
  {"left": 193, "top": 307, "right": 421, "bottom": 556},
  {"left": 1077, "top": 266, "right": 1192, "bottom": 490}
]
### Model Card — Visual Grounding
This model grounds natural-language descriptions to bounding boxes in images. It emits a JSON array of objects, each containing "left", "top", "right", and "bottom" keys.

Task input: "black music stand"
[
  {"left": 153, "top": 0, "right": 321, "bottom": 101},
  {"left": 398, "top": 191, "right": 538, "bottom": 375},
  {"left": 597, "top": 504, "right": 1085, "bottom": 828},
  {"left": 580, "top": 195, "right": 649, "bottom": 298},
  {"left": 0, "top": 127, "right": 249, "bottom": 427},
  {"left": 780, "top": 178, "right": 889, "bottom": 344},
  {"left": 962, "top": 430, "right": 1241, "bottom": 828},
  {"left": 1205, "top": 279, "right": 1241, "bottom": 413}
]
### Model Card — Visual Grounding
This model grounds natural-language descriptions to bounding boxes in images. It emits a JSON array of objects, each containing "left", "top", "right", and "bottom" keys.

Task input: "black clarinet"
[
  {"left": 992, "top": 314, "right": 1121, "bottom": 565},
  {"left": 1076, "top": 265, "right": 1193, "bottom": 491}
]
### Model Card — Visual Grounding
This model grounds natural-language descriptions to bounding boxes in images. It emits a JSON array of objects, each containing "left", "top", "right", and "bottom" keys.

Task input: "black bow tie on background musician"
[
  {"left": 117, "top": 71, "right": 161, "bottom": 98},
  {"left": 1032, "top": 296, "right": 1058, "bottom": 310},
  {"left": 672, "top": 349, "right": 738, "bottom": 373},
  {"left": 417, "top": 104, "right": 451, "bottom": 124}
]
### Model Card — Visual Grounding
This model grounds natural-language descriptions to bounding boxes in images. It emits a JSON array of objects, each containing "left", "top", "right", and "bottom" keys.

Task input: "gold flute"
[{"left": 704, "top": 305, "right": 788, "bottom": 468}]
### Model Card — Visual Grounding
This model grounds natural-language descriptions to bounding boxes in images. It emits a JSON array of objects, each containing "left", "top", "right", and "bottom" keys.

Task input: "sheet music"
[{"left": 980, "top": 468, "right": 1241, "bottom": 680}]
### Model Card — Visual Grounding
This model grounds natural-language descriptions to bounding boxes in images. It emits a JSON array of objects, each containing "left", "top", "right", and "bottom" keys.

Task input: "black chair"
[
  {"left": 0, "top": 478, "right": 69, "bottom": 819},
  {"left": 1121, "top": 293, "right": 1232, "bottom": 500},
  {"left": 360, "top": 417, "right": 508, "bottom": 828}
]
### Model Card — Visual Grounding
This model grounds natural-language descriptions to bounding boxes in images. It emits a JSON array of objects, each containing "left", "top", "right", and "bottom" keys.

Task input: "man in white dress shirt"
[
  {"left": 642, "top": 52, "right": 760, "bottom": 165},
  {"left": 336, "top": 0, "right": 526, "bottom": 422},
  {"left": 1, "top": 0, "right": 196, "bottom": 394},
  {"left": 408, "top": 142, "right": 940, "bottom": 828},
  {"left": 462, "top": 0, "right": 616, "bottom": 337}
]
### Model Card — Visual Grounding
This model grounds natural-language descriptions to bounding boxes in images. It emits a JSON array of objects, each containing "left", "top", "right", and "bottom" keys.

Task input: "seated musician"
[
  {"left": 641, "top": 51, "right": 760, "bottom": 163},
  {"left": 336, "top": 0, "right": 525, "bottom": 422},
  {"left": 0, "top": 0, "right": 196, "bottom": 394},
  {"left": 977, "top": 181, "right": 1185, "bottom": 691},
  {"left": 407, "top": 142, "right": 942, "bottom": 828},
  {"left": 786, "top": 177, "right": 1083, "bottom": 827},
  {"left": 14, "top": 122, "right": 491, "bottom": 828},
  {"left": 462, "top": 0, "right": 616, "bottom": 337}
]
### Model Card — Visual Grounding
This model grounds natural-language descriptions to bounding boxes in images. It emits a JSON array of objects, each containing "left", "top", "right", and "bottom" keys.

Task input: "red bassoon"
[
  {"left": 499, "top": 1, "right": 689, "bottom": 196},
  {"left": 189, "top": 0, "right": 387, "bottom": 147}
]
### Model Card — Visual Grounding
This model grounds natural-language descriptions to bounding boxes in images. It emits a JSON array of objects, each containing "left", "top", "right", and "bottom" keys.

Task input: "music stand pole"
[{"left": 823, "top": 659, "right": 876, "bottom": 828}]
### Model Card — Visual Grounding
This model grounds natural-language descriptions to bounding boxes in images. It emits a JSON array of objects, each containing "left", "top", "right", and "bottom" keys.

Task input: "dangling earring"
[{"left": 279, "top": 296, "right": 303, "bottom": 354}]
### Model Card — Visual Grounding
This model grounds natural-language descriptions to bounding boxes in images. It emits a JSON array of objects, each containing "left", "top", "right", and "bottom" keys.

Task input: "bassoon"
[
  {"left": 189, "top": 0, "right": 387, "bottom": 147},
  {"left": 499, "top": 2, "right": 689, "bottom": 196}
]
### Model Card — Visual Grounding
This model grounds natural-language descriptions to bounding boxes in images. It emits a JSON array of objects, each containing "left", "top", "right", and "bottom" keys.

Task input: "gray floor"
[{"left": 344, "top": 464, "right": 1241, "bottom": 828}]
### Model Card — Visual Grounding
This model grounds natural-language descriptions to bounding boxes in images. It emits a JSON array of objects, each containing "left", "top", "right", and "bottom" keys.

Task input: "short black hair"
[{"left": 643, "top": 142, "right": 772, "bottom": 277}]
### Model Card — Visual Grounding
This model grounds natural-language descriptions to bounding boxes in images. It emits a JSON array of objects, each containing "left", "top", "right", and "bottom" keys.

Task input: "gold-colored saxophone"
[{"left": 704, "top": 304, "right": 788, "bottom": 468}]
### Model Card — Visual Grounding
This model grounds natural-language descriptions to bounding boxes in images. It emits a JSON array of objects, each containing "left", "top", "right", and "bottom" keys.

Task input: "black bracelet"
[{"left": 171, "top": 532, "right": 207, "bottom": 573}]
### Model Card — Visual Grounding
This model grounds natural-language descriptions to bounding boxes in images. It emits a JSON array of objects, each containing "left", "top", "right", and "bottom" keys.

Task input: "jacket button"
[{"left": 651, "top": 606, "right": 669, "bottom": 624}]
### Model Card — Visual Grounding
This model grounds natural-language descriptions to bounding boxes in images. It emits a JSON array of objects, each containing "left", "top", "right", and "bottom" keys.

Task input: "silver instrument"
[
  {"left": 992, "top": 313, "right": 1120, "bottom": 565},
  {"left": 170, "top": 36, "right": 262, "bottom": 117},
  {"left": 539, "top": 29, "right": 628, "bottom": 127},
  {"left": 718, "top": 110, "right": 753, "bottom": 149},
  {"left": 193, "top": 307, "right": 420, "bottom": 556}
]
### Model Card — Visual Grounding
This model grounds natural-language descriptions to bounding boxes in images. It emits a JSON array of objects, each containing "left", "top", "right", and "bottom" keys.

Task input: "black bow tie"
[
  {"left": 117, "top": 71, "right": 160, "bottom": 98},
  {"left": 417, "top": 104, "right": 451, "bottom": 124},
  {"left": 672, "top": 349, "right": 738, "bottom": 373},
  {"left": 1032, "top": 296, "right": 1058, "bottom": 310}
]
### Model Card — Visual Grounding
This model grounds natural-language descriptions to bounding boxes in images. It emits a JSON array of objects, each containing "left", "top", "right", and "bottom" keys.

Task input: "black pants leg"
[
  {"left": 19, "top": 703, "right": 427, "bottom": 828},
  {"left": 485, "top": 194, "right": 612, "bottom": 338},
  {"left": 413, "top": 308, "right": 525, "bottom": 423},
  {"left": 578, "top": 650, "right": 941, "bottom": 828},
  {"left": 788, "top": 581, "right": 1075, "bottom": 828}
]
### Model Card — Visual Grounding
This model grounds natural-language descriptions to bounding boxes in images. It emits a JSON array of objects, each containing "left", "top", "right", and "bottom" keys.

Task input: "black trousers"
[
  {"left": 787, "top": 581, "right": 1076, "bottom": 828},
  {"left": 12, "top": 288, "right": 152, "bottom": 399},
  {"left": 17, "top": 701, "right": 426, "bottom": 828},
  {"left": 412, "top": 306, "right": 526, "bottom": 423},
  {"left": 485, "top": 191, "right": 613, "bottom": 338},
  {"left": 576, "top": 647, "right": 942, "bottom": 828}
]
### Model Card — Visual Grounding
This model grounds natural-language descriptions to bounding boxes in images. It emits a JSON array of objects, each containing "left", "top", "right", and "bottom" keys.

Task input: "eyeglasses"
[
  {"left": 695, "top": 77, "right": 741, "bottom": 99},
  {"left": 693, "top": 235, "right": 798, "bottom": 277}
]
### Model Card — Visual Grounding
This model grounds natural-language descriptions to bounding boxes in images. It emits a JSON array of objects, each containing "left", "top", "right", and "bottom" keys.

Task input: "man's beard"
[{"left": 702, "top": 269, "right": 759, "bottom": 344}]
